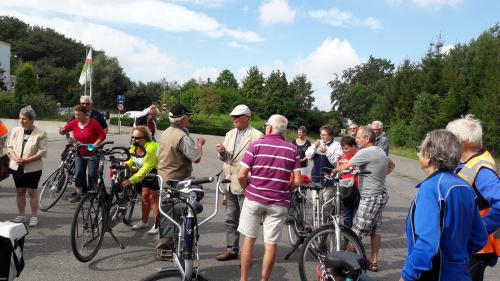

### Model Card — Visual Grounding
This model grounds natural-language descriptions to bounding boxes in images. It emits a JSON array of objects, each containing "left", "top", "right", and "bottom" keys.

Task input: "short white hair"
[
  {"left": 267, "top": 114, "right": 288, "bottom": 134},
  {"left": 371, "top": 120, "right": 383, "bottom": 129},
  {"left": 168, "top": 116, "right": 184, "bottom": 124},
  {"left": 446, "top": 114, "right": 483, "bottom": 147},
  {"left": 80, "top": 95, "right": 92, "bottom": 103}
]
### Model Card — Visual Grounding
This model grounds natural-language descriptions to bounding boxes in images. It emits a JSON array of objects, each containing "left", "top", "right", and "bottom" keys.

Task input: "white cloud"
[
  {"left": 259, "top": 0, "right": 296, "bottom": 25},
  {"left": 441, "top": 44, "right": 454, "bottom": 54},
  {"left": 238, "top": 38, "right": 362, "bottom": 111},
  {"left": 5, "top": 10, "right": 189, "bottom": 82},
  {"left": 294, "top": 38, "right": 362, "bottom": 92},
  {"left": 168, "top": 0, "right": 228, "bottom": 7},
  {"left": 0, "top": 0, "right": 263, "bottom": 42},
  {"left": 227, "top": 41, "right": 249, "bottom": 49},
  {"left": 192, "top": 67, "right": 220, "bottom": 81},
  {"left": 309, "top": 8, "right": 382, "bottom": 30},
  {"left": 387, "top": 0, "right": 463, "bottom": 9}
]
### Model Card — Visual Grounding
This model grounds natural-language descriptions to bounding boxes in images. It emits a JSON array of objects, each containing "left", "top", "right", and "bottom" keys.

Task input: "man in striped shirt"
[{"left": 237, "top": 114, "right": 302, "bottom": 281}]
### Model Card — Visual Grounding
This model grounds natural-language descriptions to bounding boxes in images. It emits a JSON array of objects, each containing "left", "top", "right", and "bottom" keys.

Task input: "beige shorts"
[{"left": 237, "top": 199, "right": 288, "bottom": 244}]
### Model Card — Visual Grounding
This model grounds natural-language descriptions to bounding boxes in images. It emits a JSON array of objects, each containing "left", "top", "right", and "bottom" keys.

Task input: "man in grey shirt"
[
  {"left": 371, "top": 120, "right": 389, "bottom": 156},
  {"left": 334, "top": 126, "right": 395, "bottom": 272}
]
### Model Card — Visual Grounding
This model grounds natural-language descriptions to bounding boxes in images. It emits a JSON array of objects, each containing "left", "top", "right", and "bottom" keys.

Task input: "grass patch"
[{"left": 390, "top": 146, "right": 418, "bottom": 160}]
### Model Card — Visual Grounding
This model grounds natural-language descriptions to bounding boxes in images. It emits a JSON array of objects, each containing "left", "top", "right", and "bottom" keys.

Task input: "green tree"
[
  {"left": 91, "top": 53, "right": 131, "bottom": 109},
  {"left": 215, "top": 69, "right": 238, "bottom": 90},
  {"left": 14, "top": 63, "right": 40, "bottom": 103},
  {"left": 194, "top": 86, "right": 222, "bottom": 114},
  {"left": 289, "top": 74, "right": 315, "bottom": 111},
  {"left": 263, "top": 70, "right": 289, "bottom": 117},
  {"left": 409, "top": 93, "right": 436, "bottom": 143},
  {"left": 241, "top": 66, "right": 264, "bottom": 98}
]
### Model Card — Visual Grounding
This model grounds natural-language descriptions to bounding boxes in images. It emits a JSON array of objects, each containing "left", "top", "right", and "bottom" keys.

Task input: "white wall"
[{"left": 0, "top": 42, "right": 11, "bottom": 91}]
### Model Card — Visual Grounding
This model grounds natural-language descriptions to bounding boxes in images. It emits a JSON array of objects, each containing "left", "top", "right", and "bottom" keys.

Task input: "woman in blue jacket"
[{"left": 401, "top": 130, "right": 487, "bottom": 281}]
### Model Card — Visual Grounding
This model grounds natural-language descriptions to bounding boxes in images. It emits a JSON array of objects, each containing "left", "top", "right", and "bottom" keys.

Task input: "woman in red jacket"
[{"left": 60, "top": 105, "right": 105, "bottom": 203}]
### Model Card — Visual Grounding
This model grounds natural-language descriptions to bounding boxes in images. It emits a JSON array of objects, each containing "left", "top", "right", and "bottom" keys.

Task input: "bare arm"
[
  {"left": 387, "top": 158, "right": 395, "bottom": 175},
  {"left": 238, "top": 166, "right": 250, "bottom": 189}
]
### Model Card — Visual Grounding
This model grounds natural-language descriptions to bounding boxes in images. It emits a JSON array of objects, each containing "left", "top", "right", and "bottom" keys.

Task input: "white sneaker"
[
  {"left": 148, "top": 226, "right": 159, "bottom": 235},
  {"left": 29, "top": 217, "right": 38, "bottom": 227},
  {"left": 11, "top": 216, "right": 26, "bottom": 223},
  {"left": 131, "top": 221, "right": 149, "bottom": 230}
]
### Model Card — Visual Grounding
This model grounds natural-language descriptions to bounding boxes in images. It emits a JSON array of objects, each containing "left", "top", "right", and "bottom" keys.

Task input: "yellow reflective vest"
[{"left": 457, "top": 149, "right": 500, "bottom": 256}]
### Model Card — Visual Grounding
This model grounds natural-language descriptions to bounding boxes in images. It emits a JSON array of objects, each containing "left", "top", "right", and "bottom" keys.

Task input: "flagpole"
[
  {"left": 89, "top": 47, "right": 93, "bottom": 100},
  {"left": 83, "top": 48, "right": 88, "bottom": 96}
]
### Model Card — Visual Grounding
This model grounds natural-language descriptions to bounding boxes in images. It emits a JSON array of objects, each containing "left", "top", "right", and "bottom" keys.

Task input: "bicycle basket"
[{"left": 338, "top": 178, "right": 355, "bottom": 200}]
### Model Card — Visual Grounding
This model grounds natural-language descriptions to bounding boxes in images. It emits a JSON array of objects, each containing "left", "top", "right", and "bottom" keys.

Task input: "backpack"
[{"left": 0, "top": 222, "right": 28, "bottom": 281}]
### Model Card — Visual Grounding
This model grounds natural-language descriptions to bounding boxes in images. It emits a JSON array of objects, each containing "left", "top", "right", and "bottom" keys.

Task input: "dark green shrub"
[{"left": 388, "top": 119, "right": 411, "bottom": 147}]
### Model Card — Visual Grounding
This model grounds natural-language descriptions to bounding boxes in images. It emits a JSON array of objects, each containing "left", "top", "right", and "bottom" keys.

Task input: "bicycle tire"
[
  {"left": 70, "top": 193, "right": 106, "bottom": 262},
  {"left": 123, "top": 187, "right": 136, "bottom": 225},
  {"left": 298, "top": 224, "right": 365, "bottom": 281},
  {"left": 287, "top": 200, "right": 306, "bottom": 246},
  {"left": 39, "top": 168, "right": 69, "bottom": 211},
  {"left": 141, "top": 269, "right": 209, "bottom": 281}
]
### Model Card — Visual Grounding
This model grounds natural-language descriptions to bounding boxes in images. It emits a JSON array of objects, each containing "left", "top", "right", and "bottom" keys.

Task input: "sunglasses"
[
  {"left": 349, "top": 127, "right": 357, "bottom": 130},
  {"left": 81, "top": 103, "right": 90, "bottom": 105},
  {"left": 131, "top": 136, "right": 145, "bottom": 140}
]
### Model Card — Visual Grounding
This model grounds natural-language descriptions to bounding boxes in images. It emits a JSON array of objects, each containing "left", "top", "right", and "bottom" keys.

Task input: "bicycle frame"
[{"left": 156, "top": 171, "right": 224, "bottom": 281}]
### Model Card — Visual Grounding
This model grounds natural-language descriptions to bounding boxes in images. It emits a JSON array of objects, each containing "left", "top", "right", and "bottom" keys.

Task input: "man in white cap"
[{"left": 215, "top": 104, "right": 263, "bottom": 261}]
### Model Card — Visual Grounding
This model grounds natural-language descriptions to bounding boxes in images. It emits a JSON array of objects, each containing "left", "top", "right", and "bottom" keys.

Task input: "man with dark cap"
[{"left": 155, "top": 104, "right": 206, "bottom": 261}]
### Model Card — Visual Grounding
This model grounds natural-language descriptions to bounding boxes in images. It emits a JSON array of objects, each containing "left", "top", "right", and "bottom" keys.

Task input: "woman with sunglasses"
[{"left": 121, "top": 126, "right": 159, "bottom": 235}]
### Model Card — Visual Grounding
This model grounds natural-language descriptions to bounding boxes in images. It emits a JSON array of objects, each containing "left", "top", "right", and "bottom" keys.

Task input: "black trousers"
[{"left": 468, "top": 253, "right": 497, "bottom": 281}]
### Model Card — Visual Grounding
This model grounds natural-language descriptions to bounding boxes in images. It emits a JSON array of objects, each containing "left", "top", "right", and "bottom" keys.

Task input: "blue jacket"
[{"left": 402, "top": 171, "right": 488, "bottom": 281}]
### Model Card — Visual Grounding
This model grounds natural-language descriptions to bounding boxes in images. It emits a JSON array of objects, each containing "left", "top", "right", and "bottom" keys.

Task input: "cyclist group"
[{"left": 1, "top": 94, "right": 499, "bottom": 281}]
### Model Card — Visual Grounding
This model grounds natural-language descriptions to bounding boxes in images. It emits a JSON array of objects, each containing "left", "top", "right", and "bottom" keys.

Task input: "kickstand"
[
  {"left": 284, "top": 238, "right": 303, "bottom": 260},
  {"left": 108, "top": 229, "right": 125, "bottom": 249}
]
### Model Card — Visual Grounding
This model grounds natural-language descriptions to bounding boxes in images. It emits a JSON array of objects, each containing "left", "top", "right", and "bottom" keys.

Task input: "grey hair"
[
  {"left": 267, "top": 114, "right": 288, "bottom": 134},
  {"left": 349, "top": 123, "right": 358, "bottom": 129},
  {"left": 371, "top": 120, "right": 383, "bottom": 129},
  {"left": 168, "top": 115, "right": 184, "bottom": 125},
  {"left": 446, "top": 114, "right": 483, "bottom": 147},
  {"left": 19, "top": 105, "right": 37, "bottom": 120},
  {"left": 80, "top": 95, "right": 93, "bottom": 103},
  {"left": 358, "top": 126, "right": 376, "bottom": 143},
  {"left": 420, "top": 129, "right": 462, "bottom": 171}
]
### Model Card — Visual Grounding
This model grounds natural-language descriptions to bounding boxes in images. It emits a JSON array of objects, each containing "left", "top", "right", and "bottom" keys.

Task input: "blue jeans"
[
  {"left": 343, "top": 205, "right": 358, "bottom": 229},
  {"left": 74, "top": 156, "right": 98, "bottom": 192}
]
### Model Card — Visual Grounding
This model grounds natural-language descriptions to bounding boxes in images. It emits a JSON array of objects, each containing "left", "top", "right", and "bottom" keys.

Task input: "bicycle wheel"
[
  {"left": 39, "top": 168, "right": 69, "bottom": 211},
  {"left": 141, "top": 269, "right": 209, "bottom": 281},
  {"left": 122, "top": 186, "right": 137, "bottom": 225},
  {"left": 287, "top": 194, "right": 308, "bottom": 246},
  {"left": 70, "top": 193, "right": 106, "bottom": 262},
  {"left": 298, "top": 224, "right": 365, "bottom": 281}
]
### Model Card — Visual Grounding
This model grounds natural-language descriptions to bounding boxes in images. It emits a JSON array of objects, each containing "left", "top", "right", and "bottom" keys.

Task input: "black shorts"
[
  {"left": 139, "top": 168, "right": 159, "bottom": 191},
  {"left": 9, "top": 169, "right": 42, "bottom": 189}
]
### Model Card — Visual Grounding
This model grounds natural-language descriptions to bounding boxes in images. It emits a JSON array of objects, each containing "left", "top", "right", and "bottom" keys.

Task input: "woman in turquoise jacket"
[
  {"left": 121, "top": 126, "right": 159, "bottom": 235},
  {"left": 401, "top": 130, "right": 487, "bottom": 281}
]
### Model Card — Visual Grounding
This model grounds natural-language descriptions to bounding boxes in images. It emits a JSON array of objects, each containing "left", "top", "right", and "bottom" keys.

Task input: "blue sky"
[{"left": 1, "top": 0, "right": 499, "bottom": 110}]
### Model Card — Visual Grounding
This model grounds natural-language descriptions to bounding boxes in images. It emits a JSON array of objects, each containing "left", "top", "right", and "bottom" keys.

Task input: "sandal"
[{"left": 369, "top": 262, "right": 378, "bottom": 272}]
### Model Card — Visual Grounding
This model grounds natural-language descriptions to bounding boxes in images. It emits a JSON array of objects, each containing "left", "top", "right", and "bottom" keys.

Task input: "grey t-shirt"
[{"left": 350, "top": 145, "right": 388, "bottom": 196}]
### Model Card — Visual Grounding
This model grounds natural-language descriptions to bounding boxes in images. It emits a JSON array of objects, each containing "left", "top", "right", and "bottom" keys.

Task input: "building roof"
[{"left": 0, "top": 41, "right": 11, "bottom": 47}]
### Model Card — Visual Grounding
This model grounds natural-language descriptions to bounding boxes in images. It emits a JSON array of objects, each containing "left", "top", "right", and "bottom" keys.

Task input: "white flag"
[{"left": 78, "top": 49, "right": 92, "bottom": 85}]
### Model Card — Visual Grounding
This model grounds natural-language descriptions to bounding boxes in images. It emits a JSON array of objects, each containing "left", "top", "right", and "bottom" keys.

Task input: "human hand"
[
  {"left": 197, "top": 137, "right": 206, "bottom": 146},
  {"left": 399, "top": 277, "right": 404, "bottom": 281},
  {"left": 59, "top": 126, "right": 66, "bottom": 135},
  {"left": 215, "top": 143, "right": 225, "bottom": 153},
  {"left": 314, "top": 140, "right": 320, "bottom": 147},
  {"left": 121, "top": 179, "right": 131, "bottom": 187},
  {"left": 319, "top": 146, "right": 328, "bottom": 153}
]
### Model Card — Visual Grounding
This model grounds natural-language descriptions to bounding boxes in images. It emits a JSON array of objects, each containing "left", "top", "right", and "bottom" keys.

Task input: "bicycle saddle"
[
  {"left": 302, "top": 183, "right": 323, "bottom": 191},
  {"left": 325, "top": 251, "right": 368, "bottom": 272}
]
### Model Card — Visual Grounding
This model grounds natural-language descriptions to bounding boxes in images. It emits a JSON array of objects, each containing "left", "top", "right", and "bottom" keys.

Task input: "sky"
[{"left": 1, "top": 0, "right": 499, "bottom": 110}]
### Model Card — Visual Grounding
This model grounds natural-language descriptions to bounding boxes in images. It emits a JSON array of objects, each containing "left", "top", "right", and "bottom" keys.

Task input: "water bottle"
[{"left": 87, "top": 144, "right": 96, "bottom": 151}]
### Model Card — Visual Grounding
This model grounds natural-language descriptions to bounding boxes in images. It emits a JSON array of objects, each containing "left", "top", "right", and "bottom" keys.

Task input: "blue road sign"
[{"left": 117, "top": 95, "right": 125, "bottom": 104}]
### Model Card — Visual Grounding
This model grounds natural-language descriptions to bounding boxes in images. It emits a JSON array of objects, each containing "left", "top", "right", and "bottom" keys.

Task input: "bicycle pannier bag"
[{"left": 0, "top": 222, "right": 28, "bottom": 281}]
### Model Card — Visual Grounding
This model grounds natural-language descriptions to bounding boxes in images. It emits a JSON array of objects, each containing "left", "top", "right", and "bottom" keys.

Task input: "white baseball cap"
[{"left": 229, "top": 104, "right": 251, "bottom": 116}]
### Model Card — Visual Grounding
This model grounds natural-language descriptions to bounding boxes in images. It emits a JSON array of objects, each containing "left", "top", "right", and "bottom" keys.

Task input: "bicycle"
[
  {"left": 142, "top": 171, "right": 228, "bottom": 281},
  {"left": 38, "top": 133, "right": 77, "bottom": 211},
  {"left": 298, "top": 169, "right": 370, "bottom": 281},
  {"left": 320, "top": 251, "right": 373, "bottom": 281},
  {"left": 70, "top": 142, "right": 143, "bottom": 262},
  {"left": 285, "top": 169, "right": 343, "bottom": 260}
]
